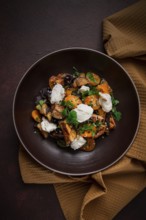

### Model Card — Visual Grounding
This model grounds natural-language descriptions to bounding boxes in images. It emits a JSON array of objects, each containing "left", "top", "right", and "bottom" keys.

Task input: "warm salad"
[{"left": 31, "top": 67, "right": 121, "bottom": 151}]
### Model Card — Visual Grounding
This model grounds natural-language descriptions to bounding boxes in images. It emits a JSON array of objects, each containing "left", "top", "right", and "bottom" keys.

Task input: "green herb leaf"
[
  {"left": 88, "top": 86, "right": 99, "bottom": 95},
  {"left": 36, "top": 104, "right": 41, "bottom": 110},
  {"left": 111, "top": 95, "right": 122, "bottom": 121},
  {"left": 86, "top": 72, "right": 97, "bottom": 83},
  {"left": 61, "top": 100, "right": 74, "bottom": 109},
  {"left": 94, "top": 121, "right": 102, "bottom": 127},
  {"left": 79, "top": 123, "right": 96, "bottom": 137},
  {"left": 80, "top": 86, "right": 99, "bottom": 100},
  {"left": 72, "top": 66, "right": 80, "bottom": 77},
  {"left": 111, "top": 96, "right": 119, "bottom": 106},
  {"left": 62, "top": 108, "right": 69, "bottom": 117},
  {"left": 66, "top": 101, "right": 74, "bottom": 108},
  {"left": 80, "top": 90, "right": 89, "bottom": 100},
  {"left": 112, "top": 108, "right": 122, "bottom": 121},
  {"left": 39, "top": 99, "right": 46, "bottom": 106},
  {"left": 66, "top": 110, "right": 79, "bottom": 127}
]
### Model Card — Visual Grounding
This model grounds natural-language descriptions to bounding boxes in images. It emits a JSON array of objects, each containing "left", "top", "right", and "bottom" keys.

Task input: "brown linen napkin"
[{"left": 19, "top": 1, "right": 146, "bottom": 219}]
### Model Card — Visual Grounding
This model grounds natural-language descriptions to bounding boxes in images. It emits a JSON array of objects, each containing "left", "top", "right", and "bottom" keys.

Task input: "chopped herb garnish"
[
  {"left": 66, "top": 101, "right": 74, "bottom": 108},
  {"left": 112, "top": 108, "right": 122, "bottom": 121},
  {"left": 111, "top": 96, "right": 122, "bottom": 121},
  {"left": 61, "top": 100, "right": 74, "bottom": 109},
  {"left": 72, "top": 66, "right": 80, "bottom": 77},
  {"left": 66, "top": 110, "right": 79, "bottom": 127},
  {"left": 62, "top": 108, "right": 69, "bottom": 117},
  {"left": 86, "top": 72, "right": 97, "bottom": 83},
  {"left": 36, "top": 104, "right": 42, "bottom": 110},
  {"left": 81, "top": 90, "right": 89, "bottom": 100},
  {"left": 79, "top": 123, "right": 96, "bottom": 137},
  {"left": 39, "top": 99, "right": 46, "bottom": 106},
  {"left": 88, "top": 86, "right": 99, "bottom": 96},
  {"left": 94, "top": 121, "right": 102, "bottom": 127},
  {"left": 111, "top": 96, "right": 119, "bottom": 106},
  {"left": 81, "top": 86, "right": 99, "bottom": 100}
]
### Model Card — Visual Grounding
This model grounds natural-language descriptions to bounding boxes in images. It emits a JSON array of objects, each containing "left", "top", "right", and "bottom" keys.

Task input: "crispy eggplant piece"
[
  {"left": 91, "top": 114, "right": 104, "bottom": 123},
  {"left": 73, "top": 77, "right": 89, "bottom": 87},
  {"left": 50, "top": 128, "right": 64, "bottom": 139},
  {"left": 49, "top": 73, "right": 67, "bottom": 89},
  {"left": 37, "top": 123, "right": 49, "bottom": 138},
  {"left": 109, "top": 116, "right": 116, "bottom": 129},
  {"left": 97, "top": 107, "right": 106, "bottom": 119},
  {"left": 40, "top": 103, "right": 50, "bottom": 115},
  {"left": 81, "top": 138, "right": 96, "bottom": 152},
  {"left": 59, "top": 120, "right": 76, "bottom": 145},
  {"left": 94, "top": 125, "right": 106, "bottom": 139},
  {"left": 105, "top": 114, "right": 116, "bottom": 130},
  {"left": 51, "top": 104, "right": 64, "bottom": 119},
  {"left": 46, "top": 112, "right": 52, "bottom": 121}
]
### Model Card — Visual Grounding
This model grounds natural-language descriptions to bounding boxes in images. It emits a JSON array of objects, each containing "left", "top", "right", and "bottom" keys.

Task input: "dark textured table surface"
[{"left": 1, "top": 0, "right": 146, "bottom": 219}]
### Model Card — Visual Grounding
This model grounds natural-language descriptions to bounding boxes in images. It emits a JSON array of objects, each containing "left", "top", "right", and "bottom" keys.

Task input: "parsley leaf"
[
  {"left": 112, "top": 108, "right": 122, "bottom": 121},
  {"left": 36, "top": 99, "right": 46, "bottom": 106},
  {"left": 94, "top": 121, "right": 102, "bottom": 127},
  {"left": 66, "top": 110, "right": 79, "bottom": 127},
  {"left": 81, "top": 86, "right": 99, "bottom": 100},
  {"left": 72, "top": 66, "right": 80, "bottom": 77},
  {"left": 111, "top": 96, "right": 122, "bottom": 121},
  {"left": 86, "top": 72, "right": 97, "bottom": 83},
  {"left": 61, "top": 100, "right": 74, "bottom": 109},
  {"left": 88, "top": 86, "right": 99, "bottom": 96},
  {"left": 62, "top": 108, "right": 69, "bottom": 117},
  {"left": 111, "top": 96, "right": 119, "bottom": 106},
  {"left": 81, "top": 90, "right": 89, "bottom": 100},
  {"left": 79, "top": 123, "right": 96, "bottom": 137}
]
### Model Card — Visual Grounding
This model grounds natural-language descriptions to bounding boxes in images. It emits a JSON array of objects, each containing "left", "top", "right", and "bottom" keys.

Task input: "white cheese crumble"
[
  {"left": 99, "top": 92, "right": 112, "bottom": 113},
  {"left": 41, "top": 117, "right": 57, "bottom": 133},
  {"left": 79, "top": 85, "right": 90, "bottom": 92},
  {"left": 50, "top": 83, "right": 65, "bottom": 104},
  {"left": 74, "top": 104, "right": 93, "bottom": 123},
  {"left": 71, "top": 135, "right": 86, "bottom": 150}
]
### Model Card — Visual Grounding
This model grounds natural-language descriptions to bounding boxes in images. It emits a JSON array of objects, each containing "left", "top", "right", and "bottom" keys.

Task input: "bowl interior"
[{"left": 13, "top": 48, "right": 140, "bottom": 175}]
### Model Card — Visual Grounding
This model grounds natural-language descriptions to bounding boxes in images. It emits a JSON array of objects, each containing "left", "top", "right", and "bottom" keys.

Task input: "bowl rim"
[{"left": 12, "top": 47, "right": 141, "bottom": 176}]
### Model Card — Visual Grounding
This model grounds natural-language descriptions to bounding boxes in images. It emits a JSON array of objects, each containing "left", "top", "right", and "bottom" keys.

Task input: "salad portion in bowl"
[{"left": 31, "top": 67, "right": 121, "bottom": 152}]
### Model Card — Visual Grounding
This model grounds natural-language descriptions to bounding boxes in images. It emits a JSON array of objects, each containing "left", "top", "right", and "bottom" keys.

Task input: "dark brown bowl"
[{"left": 13, "top": 48, "right": 140, "bottom": 176}]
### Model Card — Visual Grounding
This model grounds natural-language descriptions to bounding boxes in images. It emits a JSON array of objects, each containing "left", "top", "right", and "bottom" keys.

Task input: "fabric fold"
[{"left": 103, "top": 0, "right": 146, "bottom": 59}]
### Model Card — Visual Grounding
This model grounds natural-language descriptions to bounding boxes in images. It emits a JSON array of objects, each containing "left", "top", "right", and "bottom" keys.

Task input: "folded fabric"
[{"left": 19, "top": 1, "right": 146, "bottom": 219}]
